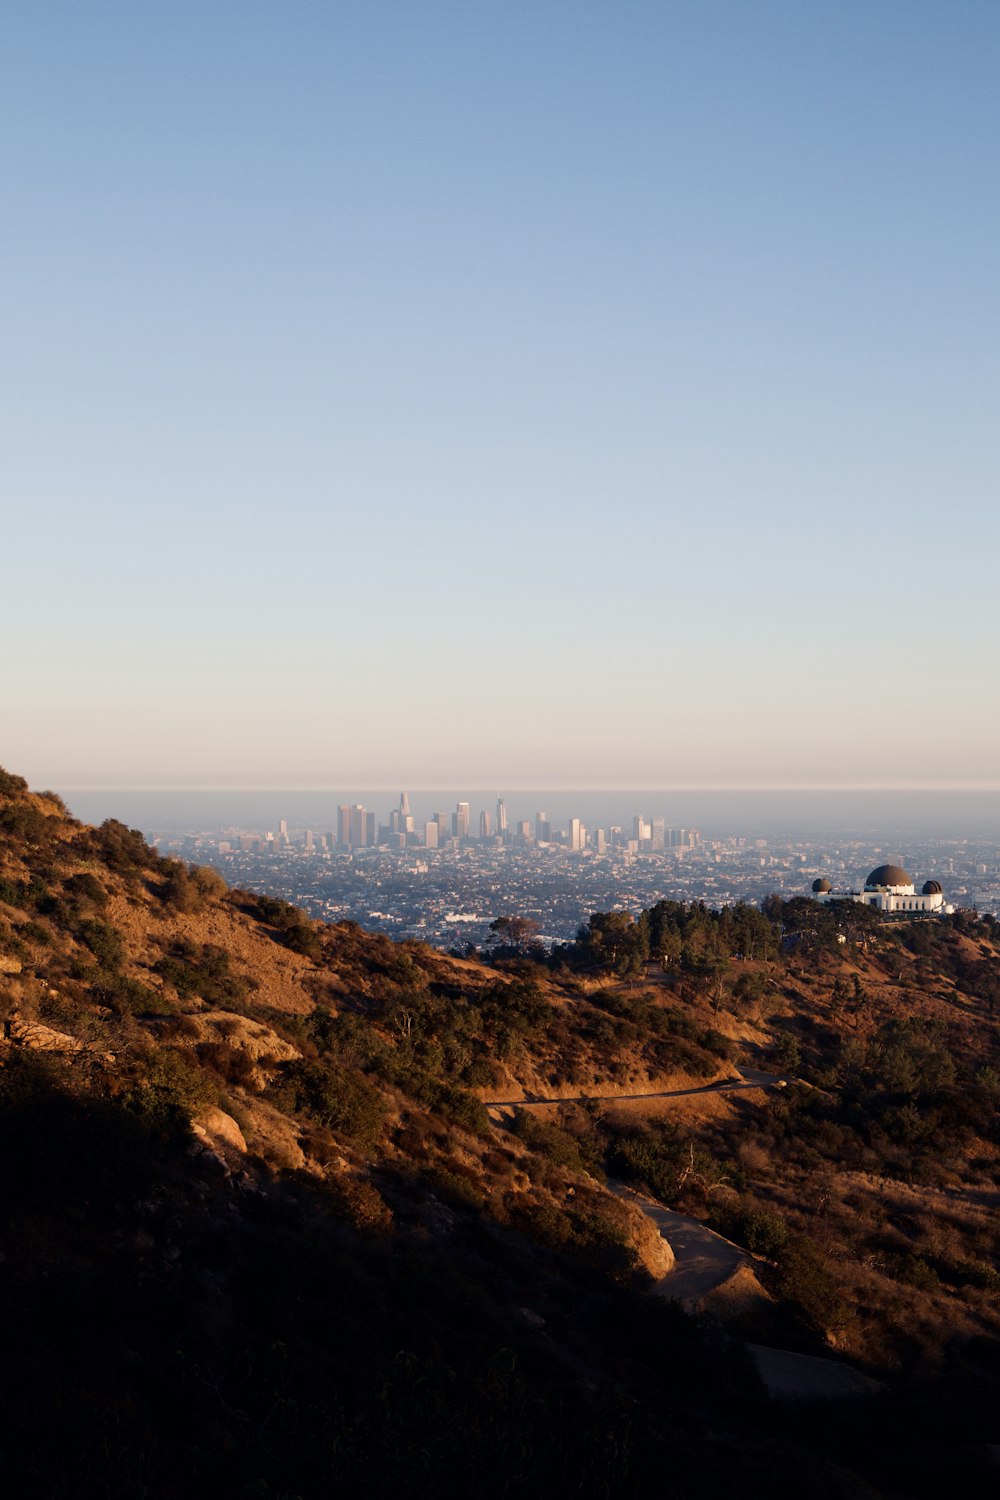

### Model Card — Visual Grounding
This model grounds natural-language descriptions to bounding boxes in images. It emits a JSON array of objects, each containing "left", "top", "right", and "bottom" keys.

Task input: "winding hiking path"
[
  {"left": 611, "top": 1182, "right": 881, "bottom": 1400},
  {"left": 608, "top": 1181, "right": 747, "bottom": 1306},
  {"left": 485, "top": 1066, "right": 789, "bottom": 1308},
  {"left": 484, "top": 1064, "right": 789, "bottom": 1112},
  {"left": 486, "top": 1068, "right": 881, "bottom": 1400}
]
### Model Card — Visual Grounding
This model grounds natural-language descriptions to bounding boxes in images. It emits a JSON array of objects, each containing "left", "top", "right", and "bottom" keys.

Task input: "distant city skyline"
[
  {"left": 136, "top": 794, "right": 1000, "bottom": 947},
  {"left": 60, "top": 786, "right": 1000, "bottom": 844}
]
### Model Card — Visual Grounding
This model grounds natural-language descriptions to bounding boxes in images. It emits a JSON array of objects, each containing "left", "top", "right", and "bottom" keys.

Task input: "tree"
[
  {"left": 488, "top": 915, "right": 541, "bottom": 954},
  {"left": 761, "top": 893, "right": 785, "bottom": 924},
  {"left": 586, "top": 911, "right": 648, "bottom": 972},
  {"left": 774, "top": 1032, "right": 801, "bottom": 1073}
]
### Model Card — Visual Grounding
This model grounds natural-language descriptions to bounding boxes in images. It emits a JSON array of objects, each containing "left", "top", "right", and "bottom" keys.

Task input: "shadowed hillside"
[{"left": 1, "top": 766, "right": 999, "bottom": 1498}]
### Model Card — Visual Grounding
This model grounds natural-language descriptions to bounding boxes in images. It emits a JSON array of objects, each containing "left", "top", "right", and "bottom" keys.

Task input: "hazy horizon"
[{"left": 61, "top": 786, "right": 1000, "bottom": 843}]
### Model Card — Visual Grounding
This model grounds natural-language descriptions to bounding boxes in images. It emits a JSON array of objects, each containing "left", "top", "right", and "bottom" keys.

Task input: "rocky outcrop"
[
  {"left": 7, "top": 1014, "right": 84, "bottom": 1053},
  {"left": 192, "top": 1107, "right": 248, "bottom": 1157}
]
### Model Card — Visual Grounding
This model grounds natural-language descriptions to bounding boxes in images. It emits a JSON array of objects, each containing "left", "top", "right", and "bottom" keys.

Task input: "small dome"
[
  {"left": 865, "top": 863, "right": 912, "bottom": 890},
  {"left": 922, "top": 879, "right": 943, "bottom": 896},
  {"left": 812, "top": 878, "right": 832, "bottom": 893}
]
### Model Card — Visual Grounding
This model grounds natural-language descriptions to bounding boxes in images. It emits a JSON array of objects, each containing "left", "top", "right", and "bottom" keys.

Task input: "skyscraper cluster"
[{"left": 323, "top": 795, "right": 699, "bottom": 856}]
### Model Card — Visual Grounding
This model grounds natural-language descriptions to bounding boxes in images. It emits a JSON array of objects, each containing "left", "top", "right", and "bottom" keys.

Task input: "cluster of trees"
[{"left": 565, "top": 899, "right": 781, "bottom": 981}]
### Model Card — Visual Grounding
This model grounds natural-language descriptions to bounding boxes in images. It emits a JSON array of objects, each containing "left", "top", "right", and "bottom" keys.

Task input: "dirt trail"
[
  {"left": 616, "top": 1184, "right": 882, "bottom": 1402},
  {"left": 484, "top": 1065, "right": 789, "bottom": 1113},
  {"left": 608, "top": 1182, "right": 746, "bottom": 1307}
]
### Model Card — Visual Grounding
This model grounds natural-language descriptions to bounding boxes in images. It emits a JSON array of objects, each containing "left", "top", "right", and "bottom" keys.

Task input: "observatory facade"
[{"left": 810, "top": 863, "right": 952, "bottom": 916}]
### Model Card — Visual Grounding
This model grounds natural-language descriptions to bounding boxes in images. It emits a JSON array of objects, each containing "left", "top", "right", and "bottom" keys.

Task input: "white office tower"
[
  {"left": 479, "top": 809, "right": 492, "bottom": 839},
  {"left": 496, "top": 794, "right": 508, "bottom": 838},
  {"left": 424, "top": 820, "right": 439, "bottom": 848},
  {"left": 453, "top": 801, "right": 471, "bottom": 839},
  {"left": 569, "top": 817, "right": 586, "bottom": 852}
]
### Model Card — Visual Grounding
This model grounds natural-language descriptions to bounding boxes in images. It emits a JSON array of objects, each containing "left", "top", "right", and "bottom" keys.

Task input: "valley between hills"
[{"left": 2, "top": 766, "right": 1000, "bottom": 1498}]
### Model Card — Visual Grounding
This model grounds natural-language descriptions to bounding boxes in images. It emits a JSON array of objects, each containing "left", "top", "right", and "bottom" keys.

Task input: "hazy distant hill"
[{"left": 1, "top": 765, "right": 999, "bottom": 1498}]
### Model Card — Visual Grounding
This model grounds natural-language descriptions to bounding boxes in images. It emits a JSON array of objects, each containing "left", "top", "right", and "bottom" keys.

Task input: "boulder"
[
  {"left": 8, "top": 1015, "right": 83, "bottom": 1053},
  {"left": 192, "top": 1107, "right": 248, "bottom": 1156}
]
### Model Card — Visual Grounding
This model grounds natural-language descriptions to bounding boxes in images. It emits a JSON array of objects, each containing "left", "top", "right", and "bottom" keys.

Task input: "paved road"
[{"left": 485, "top": 1065, "right": 788, "bottom": 1111}]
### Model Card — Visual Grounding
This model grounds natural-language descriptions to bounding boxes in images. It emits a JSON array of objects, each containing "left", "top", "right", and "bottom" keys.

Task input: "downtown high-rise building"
[
  {"left": 496, "top": 794, "right": 508, "bottom": 839},
  {"left": 390, "top": 792, "right": 414, "bottom": 838},
  {"left": 337, "top": 805, "right": 352, "bottom": 848},
  {"left": 479, "top": 809, "right": 492, "bottom": 839},
  {"left": 453, "top": 801, "right": 470, "bottom": 840},
  {"left": 337, "top": 804, "right": 373, "bottom": 850},
  {"left": 535, "top": 811, "right": 550, "bottom": 843}
]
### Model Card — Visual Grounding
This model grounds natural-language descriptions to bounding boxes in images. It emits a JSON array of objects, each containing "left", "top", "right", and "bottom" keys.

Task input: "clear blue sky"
[{"left": 3, "top": 1, "right": 998, "bottom": 789}]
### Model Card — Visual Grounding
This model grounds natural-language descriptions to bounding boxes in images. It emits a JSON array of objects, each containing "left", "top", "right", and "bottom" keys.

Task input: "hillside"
[{"left": 1, "top": 766, "right": 999, "bottom": 1497}]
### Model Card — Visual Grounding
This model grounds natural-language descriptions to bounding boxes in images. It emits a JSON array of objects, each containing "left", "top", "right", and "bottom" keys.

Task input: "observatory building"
[{"left": 809, "top": 863, "right": 953, "bottom": 916}]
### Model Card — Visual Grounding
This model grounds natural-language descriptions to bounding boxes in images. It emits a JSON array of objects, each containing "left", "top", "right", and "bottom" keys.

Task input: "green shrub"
[
  {"left": 282, "top": 921, "right": 322, "bottom": 959},
  {"left": 0, "top": 923, "right": 28, "bottom": 960},
  {"left": 159, "top": 861, "right": 228, "bottom": 913},
  {"left": 430, "top": 1082, "right": 492, "bottom": 1138},
  {"left": 0, "top": 767, "right": 29, "bottom": 797},
  {"left": 77, "top": 919, "right": 125, "bottom": 972},
  {"left": 773, "top": 1033, "right": 802, "bottom": 1073},
  {"left": 424, "top": 1166, "right": 486, "bottom": 1211},
  {"left": 154, "top": 943, "right": 250, "bottom": 1007},
  {"left": 0, "top": 804, "right": 51, "bottom": 843},
  {"left": 510, "top": 1199, "right": 572, "bottom": 1249},
  {"left": 89, "top": 819, "right": 154, "bottom": 873},
  {"left": 255, "top": 894, "right": 322, "bottom": 959},
  {"left": 18, "top": 920, "right": 51, "bottom": 947},
  {"left": 733, "top": 971, "right": 768, "bottom": 1006},
  {"left": 609, "top": 1129, "right": 687, "bottom": 1202},
  {"left": 270, "top": 1059, "right": 386, "bottom": 1150},
  {"left": 64, "top": 872, "right": 109, "bottom": 907},
  {"left": 509, "top": 1197, "right": 637, "bottom": 1283},
  {"left": 196, "top": 1041, "right": 258, "bottom": 1088},
  {"left": 711, "top": 1199, "right": 789, "bottom": 1259},
  {"left": 326, "top": 1174, "right": 393, "bottom": 1232},
  {"left": 775, "top": 1235, "right": 852, "bottom": 1333},
  {"left": 512, "top": 1111, "right": 589, "bottom": 1174},
  {"left": 127, "top": 1046, "right": 217, "bottom": 1129},
  {"left": 90, "top": 972, "right": 169, "bottom": 1018}
]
